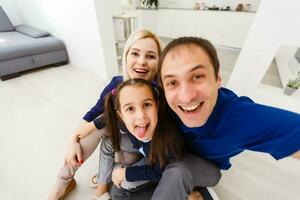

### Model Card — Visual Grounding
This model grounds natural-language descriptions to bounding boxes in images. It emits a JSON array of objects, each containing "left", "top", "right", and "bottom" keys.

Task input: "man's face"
[{"left": 161, "top": 44, "right": 221, "bottom": 127}]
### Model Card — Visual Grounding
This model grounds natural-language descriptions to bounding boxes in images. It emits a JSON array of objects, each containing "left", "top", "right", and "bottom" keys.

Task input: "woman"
[{"left": 48, "top": 29, "right": 162, "bottom": 200}]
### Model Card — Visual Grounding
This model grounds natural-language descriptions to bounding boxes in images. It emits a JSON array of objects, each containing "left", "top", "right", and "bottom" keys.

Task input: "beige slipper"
[
  {"left": 58, "top": 179, "right": 76, "bottom": 200},
  {"left": 89, "top": 174, "right": 98, "bottom": 188},
  {"left": 91, "top": 192, "right": 111, "bottom": 200}
]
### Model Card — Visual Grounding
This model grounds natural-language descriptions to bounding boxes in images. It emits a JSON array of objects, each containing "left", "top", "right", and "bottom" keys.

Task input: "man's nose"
[{"left": 178, "top": 83, "right": 197, "bottom": 103}]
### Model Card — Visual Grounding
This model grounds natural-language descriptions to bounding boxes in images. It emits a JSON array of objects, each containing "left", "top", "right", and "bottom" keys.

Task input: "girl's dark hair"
[
  {"left": 158, "top": 37, "right": 220, "bottom": 85},
  {"left": 104, "top": 78, "right": 184, "bottom": 167}
]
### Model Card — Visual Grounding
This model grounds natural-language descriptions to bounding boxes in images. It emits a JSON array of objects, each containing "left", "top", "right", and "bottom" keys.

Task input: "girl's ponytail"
[{"left": 104, "top": 91, "right": 121, "bottom": 152}]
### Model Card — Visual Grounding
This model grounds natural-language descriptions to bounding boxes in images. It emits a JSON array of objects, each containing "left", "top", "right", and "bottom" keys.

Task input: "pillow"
[
  {"left": 0, "top": 6, "right": 15, "bottom": 32},
  {"left": 16, "top": 24, "right": 49, "bottom": 38}
]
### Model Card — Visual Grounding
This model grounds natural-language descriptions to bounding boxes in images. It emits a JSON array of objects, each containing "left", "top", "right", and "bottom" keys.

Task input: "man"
[
  {"left": 148, "top": 36, "right": 300, "bottom": 200},
  {"left": 158, "top": 37, "right": 300, "bottom": 170}
]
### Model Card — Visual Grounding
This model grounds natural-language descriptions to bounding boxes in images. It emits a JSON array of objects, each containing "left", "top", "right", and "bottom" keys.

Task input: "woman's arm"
[{"left": 74, "top": 121, "right": 97, "bottom": 139}]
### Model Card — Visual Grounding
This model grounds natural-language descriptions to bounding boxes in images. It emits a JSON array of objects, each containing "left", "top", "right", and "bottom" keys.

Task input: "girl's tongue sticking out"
[{"left": 135, "top": 125, "right": 148, "bottom": 139}]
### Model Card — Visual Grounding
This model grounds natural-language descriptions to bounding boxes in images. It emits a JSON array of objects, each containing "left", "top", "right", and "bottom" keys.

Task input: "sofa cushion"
[
  {"left": 0, "top": 6, "right": 15, "bottom": 32},
  {"left": 0, "top": 32, "right": 66, "bottom": 61},
  {"left": 16, "top": 25, "right": 49, "bottom": 38}
]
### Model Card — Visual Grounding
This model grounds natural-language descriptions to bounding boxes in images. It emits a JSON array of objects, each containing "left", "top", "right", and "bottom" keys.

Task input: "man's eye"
[
  {"left": 193, "top": 74, "right": 204, "bottom": 80},
  {"left": 166, "top": 80, "right": 177, "bottom": 87}
]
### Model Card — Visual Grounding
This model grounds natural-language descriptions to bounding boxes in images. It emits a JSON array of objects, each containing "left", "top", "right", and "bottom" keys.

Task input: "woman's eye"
[
  {"left": 146, "top": 54, "right": 156, "bottom": 59},
  {"left": 130, "top": 52, "right": 139, "bottom": 57}
]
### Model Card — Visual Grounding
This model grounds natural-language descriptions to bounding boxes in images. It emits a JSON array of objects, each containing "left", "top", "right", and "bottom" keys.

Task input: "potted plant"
[
  {"left": 142, "top": 0, "right": 159, "bottom": 9},
  {"left": 283, "top": 72, "right": 300, "bottom": 95}
]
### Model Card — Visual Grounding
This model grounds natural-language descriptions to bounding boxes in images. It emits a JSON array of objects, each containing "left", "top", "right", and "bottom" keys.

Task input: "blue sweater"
[
  {"left": 180, "top": 87, "right": 300, "bottom": 170},
  {"left": 83, "top": 76, "right": 123, "bottom": 128},
  {"left": 125, "top": 133, "right": 167, "bottom": 182}
]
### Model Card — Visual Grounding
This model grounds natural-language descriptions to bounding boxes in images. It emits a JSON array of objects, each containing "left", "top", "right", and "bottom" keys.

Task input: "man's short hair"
[{"left": 158, "top": 37, "right": 220, "bottom": 83}]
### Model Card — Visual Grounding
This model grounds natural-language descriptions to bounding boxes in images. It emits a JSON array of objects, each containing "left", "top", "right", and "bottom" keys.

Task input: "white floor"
[
  {"left": 0, "top": 65, "right": 105, "bottom": 199},
  {"left": 0, "top": 58, "right": 299, "bottom": 200}
]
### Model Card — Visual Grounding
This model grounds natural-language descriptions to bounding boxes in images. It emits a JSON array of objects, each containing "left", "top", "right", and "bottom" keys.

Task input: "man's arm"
[{"left": 292, "top": 150, "right": 300, "bottom": 159}]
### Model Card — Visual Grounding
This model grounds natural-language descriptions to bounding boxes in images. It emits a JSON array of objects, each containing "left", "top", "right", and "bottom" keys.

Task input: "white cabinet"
[
  {"left": 136, "top": 9, "right": 255, "bottom": 48},
  {"left": 220, "top": 12, "right": 255, "bottom": 48}
]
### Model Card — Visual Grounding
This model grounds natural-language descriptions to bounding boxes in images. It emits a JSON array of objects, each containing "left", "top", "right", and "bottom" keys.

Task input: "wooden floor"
[{"left": 0, "top": 50, "right": 299, "bottom": 200}]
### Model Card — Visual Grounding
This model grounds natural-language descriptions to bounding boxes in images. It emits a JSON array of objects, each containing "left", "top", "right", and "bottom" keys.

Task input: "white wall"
[
  {"left": 227, "top": 0, "right": 300, "bottom": 112},
  {"left": 159, "top": 0, "right": 261, "bottom": 11},
  {"left": 0, "top": 0, "right": 21, "bottom": 25},
  {"left": 10, "top": 0, "right": 118, "bottom": 80}
]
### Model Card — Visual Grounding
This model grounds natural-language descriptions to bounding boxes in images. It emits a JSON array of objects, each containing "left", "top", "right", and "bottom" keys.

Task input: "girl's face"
[
  {"left": 126, "top": 38, "right": 159, "bottom": 81},
  {"left": 118, "top": 85, "right": 158, "bottom": 141}
]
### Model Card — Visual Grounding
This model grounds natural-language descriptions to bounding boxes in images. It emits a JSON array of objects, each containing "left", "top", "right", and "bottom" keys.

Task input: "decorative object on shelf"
[
  {"left": 283, "top": 72, "right": 300, "bottom": 95},
  {"left": 221, "top": 6, "right": 231, "bottom": 11},
  {"left": 208, "top": 5, "right": 219, "bottom": 10},
  {"left": 236, "top": 3, "right": 244, "bottom": 11},
  {"left": 141, "top": 0, "right": 159, "bottom": 9},
  {"left": 122, "top": 0, "right": 137, "bottom": 10},
  {"left": 199, "top": 2, "right": 207, "bottom": 10},
  {"left": 244, "top": 3, "right": 252, "bottom": 12},
  {"left": 193, "top": 2, "right": 200, "bottom": 10}
]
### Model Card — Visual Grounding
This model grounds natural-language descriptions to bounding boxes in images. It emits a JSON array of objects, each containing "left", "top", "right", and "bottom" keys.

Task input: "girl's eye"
[
  {"left": 125, "top": 106, "right": 134, "bottom": 112},
  {"left": 144, "top": 102, "right": 152, "bottom": 108}
]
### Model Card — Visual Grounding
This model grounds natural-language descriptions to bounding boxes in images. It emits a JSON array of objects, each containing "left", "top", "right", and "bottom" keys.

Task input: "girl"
[
  {"left": 48, "top": 29, "right": 161, "bottom": 200},
  {"left": 102, "top": 78, "right": 184, "bottom": 200}
]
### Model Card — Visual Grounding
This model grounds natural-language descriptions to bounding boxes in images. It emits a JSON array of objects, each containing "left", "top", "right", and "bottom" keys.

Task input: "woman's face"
[
  {"left": 118, "top": 85, "right": 158, "bottom": 141},
  {"left": 126, "top": 38, "right": 159, "bottom": 81}
]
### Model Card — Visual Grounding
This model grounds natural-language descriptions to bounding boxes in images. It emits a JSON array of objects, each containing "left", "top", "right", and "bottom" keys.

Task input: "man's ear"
[
  {"left": 217, "top": 71, "right": 222, "bottom": 88},
  {"left": 117, "top": 110, "right": 124, "bottom": 122}
]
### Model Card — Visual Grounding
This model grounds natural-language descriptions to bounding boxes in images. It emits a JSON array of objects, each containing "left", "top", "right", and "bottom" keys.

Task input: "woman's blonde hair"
[{"left": 122, "top": 29, "right": 161, "bottom": 80}]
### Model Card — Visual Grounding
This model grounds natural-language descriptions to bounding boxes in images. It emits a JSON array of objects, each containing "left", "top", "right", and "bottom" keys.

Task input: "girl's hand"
[
  {"left": 64, "top": 141, "right": 83, "bottom": 166},
  {"left": 112, "top": 167, "right": 126, "bottom": 188}
]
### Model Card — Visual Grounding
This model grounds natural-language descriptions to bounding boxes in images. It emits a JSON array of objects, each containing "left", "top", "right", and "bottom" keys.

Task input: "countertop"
[{"left": 136, "top": 7, "right": 256, "bottom": 13}]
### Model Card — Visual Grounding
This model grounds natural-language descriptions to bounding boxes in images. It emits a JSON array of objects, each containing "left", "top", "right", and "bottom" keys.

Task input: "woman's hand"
[
  {"left": 112, "top": 167, "right": 126, "bottom": 188},
  {"left": 64, "top": 140, "right": 83, "bottom": 166},
  {"left": 76, "top": 121, "right": 97, "bottom": 139}
]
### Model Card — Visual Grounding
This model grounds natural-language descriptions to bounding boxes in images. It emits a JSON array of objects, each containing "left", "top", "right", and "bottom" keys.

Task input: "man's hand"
[
  {"left": 292, "top": 150, "right": 300, "bottom": 159},
  {"left": 112, "top": 166, "right": 126, "bottom": 188}
]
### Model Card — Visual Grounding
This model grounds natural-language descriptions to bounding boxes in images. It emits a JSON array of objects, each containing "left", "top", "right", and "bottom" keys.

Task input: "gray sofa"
[{"left": 0, "top": 6, "right": 68, "bottom": 80}]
